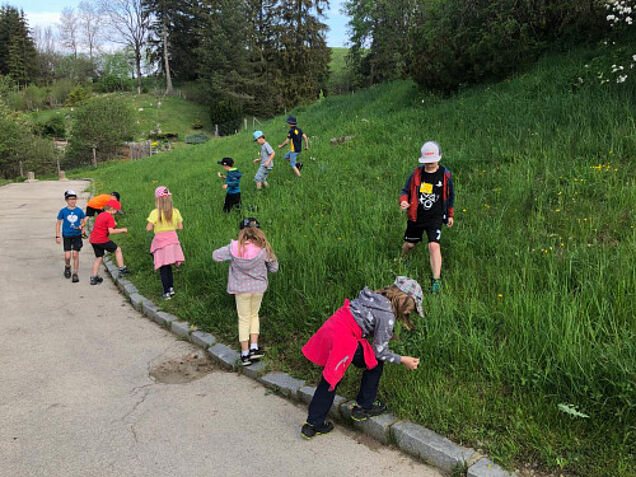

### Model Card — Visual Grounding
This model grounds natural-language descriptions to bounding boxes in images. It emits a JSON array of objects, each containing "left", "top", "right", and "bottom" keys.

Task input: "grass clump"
[{"left": 82, "top": 44, "right": 635, "bottom": 476}]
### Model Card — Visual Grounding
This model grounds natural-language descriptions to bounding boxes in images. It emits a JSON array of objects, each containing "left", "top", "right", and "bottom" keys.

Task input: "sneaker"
[
  {"left": 240, "top": 354, "right": 253, "bottom": 367},
  {"left": 162, "top": 292, "right": 172, "bottom": 300},
  {"left": 249, "top": 347, "right": 265, "bottom": 360},
  {"left": 296, "top": 162, "right": 304, "bottom": 171},
  {"left": 71, "top": 273, "right": 79, "bottom": 283},
  {"left": 118, "top": 267, "right": 130, "bottom": 278},
  {"left": 168, "top": 287, "right": 175, "bottom": 296},
  {"left": 431, "top": 278, "right": 442, "bottom": 294},
  {"left": 64, "top": 265, "right": 71, "bottom": 279},
  {"left": 90, "top": 275, "right": 103, "bottom": 286},
  {"left": 301, "top": 421, "right": 334, "bottom": 440},
  {"left": 350, "top": 401, "right": 387, "bottom": 422}
]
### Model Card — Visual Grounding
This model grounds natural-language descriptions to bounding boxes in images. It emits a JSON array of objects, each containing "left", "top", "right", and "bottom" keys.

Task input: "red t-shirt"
[{"left": 89, "top": 212, "right": 116, "bottom": 243}]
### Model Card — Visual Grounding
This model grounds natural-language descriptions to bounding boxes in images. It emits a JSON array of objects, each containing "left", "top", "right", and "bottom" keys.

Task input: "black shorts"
[
  {"left": 86, "top": 206, "right": 102, "bottom": 217},
  {"left": 403, "top": 220, "right": 442, "bottom": 244},
  {"left": 63, "top": 236, "right": 83, "bottom": 251},
  {"left": 223, "top": 192, "right": 241, "bottom": 213},
  {"left": 91, "top": 240, "right": 118, "bottom": 257}
]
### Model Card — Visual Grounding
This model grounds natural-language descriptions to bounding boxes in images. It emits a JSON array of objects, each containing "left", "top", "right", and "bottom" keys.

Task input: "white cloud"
[{"left": 24, "top": 11, "right": 61, "bottom": 29}]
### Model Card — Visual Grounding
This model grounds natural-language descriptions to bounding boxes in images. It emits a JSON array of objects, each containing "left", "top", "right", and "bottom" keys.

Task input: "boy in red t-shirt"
[{"left": 89, "top": 199, "right": 129, "bottom": 285}]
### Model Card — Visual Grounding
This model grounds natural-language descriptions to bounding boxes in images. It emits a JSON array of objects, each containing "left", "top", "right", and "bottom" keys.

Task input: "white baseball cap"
[
  {"left": 64, "top": 189, "right": 77, "bottom": 198},
  {"left": 418, "top": 141, "right": 442, "bottom": 164}
]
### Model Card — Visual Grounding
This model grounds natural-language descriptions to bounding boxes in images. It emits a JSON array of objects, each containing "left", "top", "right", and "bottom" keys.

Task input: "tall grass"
[{"left": 84, "top": 45, "right": 635, "bottom": 476}]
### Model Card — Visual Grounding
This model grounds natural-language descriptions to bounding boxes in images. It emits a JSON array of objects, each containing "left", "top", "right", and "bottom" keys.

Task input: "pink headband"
[{"left": 155, "top": 186, "right": 172, "bottom": 198}]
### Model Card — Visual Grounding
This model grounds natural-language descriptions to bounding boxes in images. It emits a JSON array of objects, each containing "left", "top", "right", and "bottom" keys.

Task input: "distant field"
[
  {"left": 327, "top": 47, "right": 353, "bottom": 94},
  {"left": 81, "top": 43, "right": 635, "bottom": 477},
  {"left": 27, "top": 93, "right": 213, "bottom": 142}
]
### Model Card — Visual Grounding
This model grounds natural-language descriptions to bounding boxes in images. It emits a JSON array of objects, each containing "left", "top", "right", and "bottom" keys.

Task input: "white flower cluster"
[
  {"left": 606, "top": 0, "right": 634, "bottom": 25},
  {"left": 604, "top": 1, "right": 636, "bottom": 83}
]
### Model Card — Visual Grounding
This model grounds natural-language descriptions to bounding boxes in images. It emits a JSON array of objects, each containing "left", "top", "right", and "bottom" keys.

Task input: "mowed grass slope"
[{"left": 84, "top": 46, "right": 635, "bottom": 476}]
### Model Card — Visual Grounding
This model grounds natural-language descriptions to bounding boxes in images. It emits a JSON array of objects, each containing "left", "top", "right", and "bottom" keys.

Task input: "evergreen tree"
[
  {"left": 271, "top": 0, "right": 330, "bottom": 108},
  {"left": 0, "top": 7, "right": 37, "bottom": 84}
]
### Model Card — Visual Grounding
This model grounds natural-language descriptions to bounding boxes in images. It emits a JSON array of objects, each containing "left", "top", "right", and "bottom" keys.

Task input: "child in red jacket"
[{"left": 300, "top": 276, "right": 423, "bottom": 440}]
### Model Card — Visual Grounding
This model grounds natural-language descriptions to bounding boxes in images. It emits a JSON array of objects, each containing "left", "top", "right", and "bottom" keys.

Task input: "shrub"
[
  {"left": 209, "top": 99, "right": 242, "bottom": 136},
  {"left": 48, "top": 79, "right": 75, "bottom": 107},
  {"left": 65, "top": 86, "right": 91, "bottom": 107},
  {"left": 5, "top": 91, "right": 26, "bottom": 111},
  {"left": 94, "top": 74, "right": 126, "bottom": 93},
  {"left": 66, "top": 96, "right": 136, "bottom": 166},
  {"left": 191, "top": 118, "right": 203, "bottom": 129},
  {"left": 40, "top": 115, "right": 66, "bottom": 138},
  {"left": 23, "top": 85, "right": 46, "bottom": 111}
]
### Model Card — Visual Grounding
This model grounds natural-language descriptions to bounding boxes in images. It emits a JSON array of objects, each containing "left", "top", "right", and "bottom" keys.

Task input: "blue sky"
[{"left": 18, "top": 0, "right": 350, "bottom": 47}]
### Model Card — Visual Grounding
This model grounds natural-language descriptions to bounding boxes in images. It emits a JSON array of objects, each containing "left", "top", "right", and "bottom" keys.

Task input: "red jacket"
[
  {"left": 302, "top": 299, "right": 377, "bottom": 390},
  {"left": 399, "top": 165, "right": 455, "bottom": 224}
]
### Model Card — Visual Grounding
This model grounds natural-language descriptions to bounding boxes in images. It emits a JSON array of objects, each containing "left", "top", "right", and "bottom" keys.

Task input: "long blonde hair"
[
  {"left": 237, "top": 227, "right": 276, "bottom": 261},
  {"left": 374, "top": 285, "right": 416, "bottom": 330},
  {"left": 155, "top": 196, "right": 174, "bottom": 224}
]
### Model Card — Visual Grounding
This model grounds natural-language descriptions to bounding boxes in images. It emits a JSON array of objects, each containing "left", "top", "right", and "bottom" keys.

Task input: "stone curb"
[{"left": 100, "top": 264, "right": 517, "bottom": 477}]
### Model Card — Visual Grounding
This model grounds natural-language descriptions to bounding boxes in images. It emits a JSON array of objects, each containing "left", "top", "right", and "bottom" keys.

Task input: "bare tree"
[
  {"left": 33, "top": 25, "right": 57, "bottom": 55},
  {"left": 58, "top": 7, "right": 79, "bottom": 58},
  {"left": 78, "top": 1, "right": 101, "bottom": 62},
  {"left": 99, "top": 0, "right": 148, "bottom": 94}
]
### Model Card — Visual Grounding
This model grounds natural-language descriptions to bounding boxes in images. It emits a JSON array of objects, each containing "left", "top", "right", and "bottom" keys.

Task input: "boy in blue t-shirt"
[
  {"left": 55, "top": 189, "right": 87, "bottom": 283},
  {"left": 277, "top": 115, "right": 308, "bottom": 178}
]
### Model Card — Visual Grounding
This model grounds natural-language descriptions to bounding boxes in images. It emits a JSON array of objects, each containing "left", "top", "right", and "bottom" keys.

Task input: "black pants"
[
  {"left": 159, "top": 265, "right": 173, "bottom": 294},
  {"left": 223, "top": 192, "right": 241, "bottom": 213},
  {"left": 306, "top": 343, "right": 384, "bottom": 426}
]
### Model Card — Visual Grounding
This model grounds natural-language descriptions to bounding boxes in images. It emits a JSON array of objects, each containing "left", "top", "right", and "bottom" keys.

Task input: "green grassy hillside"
[{"left": 82, "top": 45, "right": 635, "bottom": 476}]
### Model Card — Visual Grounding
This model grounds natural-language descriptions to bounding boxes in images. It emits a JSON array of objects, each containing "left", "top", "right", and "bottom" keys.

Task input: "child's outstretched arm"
[
  {"left": 108, "top": 227, "right": 128, "bottom": 235},
  {"left": 212, "top": 244, "right": 232, "bottom": 262},
  {"left": 400, "top": 356, "right": 420, "bottom": 370}
]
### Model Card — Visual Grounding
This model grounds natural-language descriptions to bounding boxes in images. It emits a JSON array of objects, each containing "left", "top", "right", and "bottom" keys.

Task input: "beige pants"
[{"left": 235, "top": 293, "right": 264, "bottom": 342}]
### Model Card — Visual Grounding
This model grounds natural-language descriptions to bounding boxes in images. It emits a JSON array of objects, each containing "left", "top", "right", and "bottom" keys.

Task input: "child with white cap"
[
  {"left": 55, "top": 189, "right": 87, "bottom": 282},
  {"left": 399, "top": 141, "right": 455, "bottom": 293},
  {"left": 300, "top": 276, "right": 423, "bottom": 440}
]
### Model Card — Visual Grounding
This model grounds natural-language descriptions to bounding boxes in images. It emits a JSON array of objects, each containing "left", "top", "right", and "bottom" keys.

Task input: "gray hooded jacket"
[{"left": 349, "top": 287, "right": 402, "bottom": 364}]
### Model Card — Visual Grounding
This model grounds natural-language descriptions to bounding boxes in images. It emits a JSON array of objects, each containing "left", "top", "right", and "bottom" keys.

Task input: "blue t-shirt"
[{"left": 57, "top": 206, "right": 85, "bottom": 237}]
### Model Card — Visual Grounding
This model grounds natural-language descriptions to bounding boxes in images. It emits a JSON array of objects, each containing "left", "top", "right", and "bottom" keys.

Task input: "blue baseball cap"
[{"left": 253, "top": 130, "right": 264, "bottom": 141}]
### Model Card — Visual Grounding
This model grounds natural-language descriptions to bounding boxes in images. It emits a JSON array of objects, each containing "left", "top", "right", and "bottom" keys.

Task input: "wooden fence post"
[
  {"left": 19, "top": 161, "right": 23, "bottom": 178},
  {"left": 215, "top": 124, "right": 219, "bottom": 137},
  {"left": 92, "top": 147, "right": 97, "bottom": 168}
]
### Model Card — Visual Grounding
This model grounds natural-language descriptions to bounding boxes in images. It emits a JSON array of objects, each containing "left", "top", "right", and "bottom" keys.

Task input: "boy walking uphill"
[
  {"left": 56, "top": 189, "right": 87, "bottom": 283},
  {"left": 88, "top": 199, "right": 129, "bottom": 285},
  {"left": 400, "top": 141, "right": 454, "bottom": 293},
  {"left": 277, "top": 115, "right": 308, "bottom": 178},
  {"left": 252, "top": 130, "right": 275, "bottom": 190},
  {"left": 217, "top": 157, "right": 242, "bottom": 213}
]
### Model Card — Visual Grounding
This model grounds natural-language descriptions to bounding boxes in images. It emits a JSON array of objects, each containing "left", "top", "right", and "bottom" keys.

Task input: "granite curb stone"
[
  {"left": 392, "top": 421, "right": 476, "bottom": 473},
  {"left": 258, "top": 372, "right": 305, "bottom": 398},
  {"left": 207, "top": 343, "right": 239, "bottom": 370},
  {"left": 468, "top": 458, "right": 515, "bottom": 477},
  {"left": 241, "top": 360, "right": 267, "bottom": 378},
  {"left": 129, "top": 293, "right": 146, "bottom": 311},
  {"left": 171, "top": 320, "right": 193, "bottom": 339},
  {"left": 154, "top": 311, "right": 177, "bottom": 328},
  {"left": 298, "top": 386, "right": 347, "bottom": 420},
  {"left": 117, "top": 279, "right": 138, "bottom": 296},
  {"left": 141, "top": 300, "right": 160, "bottom": 321},
  {"left": 340, "top": 401, "right": 398, "bottom": 444},
  {"left": 190, "top": 331, "right": 217, "bottom": 349}
]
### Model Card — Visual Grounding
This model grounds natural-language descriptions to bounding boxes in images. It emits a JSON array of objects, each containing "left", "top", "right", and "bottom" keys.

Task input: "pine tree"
[{"left": 0, "top": 7, "right": 37, "bottom": 85}]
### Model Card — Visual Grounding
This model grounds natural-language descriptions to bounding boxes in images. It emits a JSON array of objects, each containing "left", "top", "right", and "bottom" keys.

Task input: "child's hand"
[
  {"left": 222, "top": 184, "right": 228, "bottom": 190},
  {"left": 447, "top": 217, "right": 454, "bottom": 227},
  {"left": 122, "top": 228, "right": 128, "bottom": 233},
  {"left": 401, "top": 356, "right": 420, "bottom": 370},
  {"left": 56, "top": 237, "right": 61, "bottom": 244},
  {"left": 400, "top": 201, "right": 410, "bottom": 210},
  {"left": 253, "top": 158, "right": 260, "bottom": 164},
  {"left": 217, "top": 172, "right": 224, "bottom": 179}
]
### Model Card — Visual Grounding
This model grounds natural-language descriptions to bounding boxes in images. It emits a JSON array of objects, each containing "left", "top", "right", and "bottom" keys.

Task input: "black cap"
[
  {"left": 239, "top": 217, "right": 260, "bottom": 229},
  {"left": 286, "top": 115, "right": 297, "bottom": 124},
  {"left": 217, "top": 157, "right": 234, "bottom": 167},
  {"left": 110, "top": 191, "right": 120, "bottom": 201}
]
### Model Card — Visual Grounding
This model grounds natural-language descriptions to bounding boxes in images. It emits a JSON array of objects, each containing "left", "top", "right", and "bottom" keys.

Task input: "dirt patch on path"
[{"left": 150, "top": 352, "right": 214, "bottom": 384}]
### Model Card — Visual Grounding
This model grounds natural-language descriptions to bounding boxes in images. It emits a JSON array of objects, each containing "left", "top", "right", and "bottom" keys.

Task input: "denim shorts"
[{"left": 284, "top": 151, "right": 300, "bottom": 167}]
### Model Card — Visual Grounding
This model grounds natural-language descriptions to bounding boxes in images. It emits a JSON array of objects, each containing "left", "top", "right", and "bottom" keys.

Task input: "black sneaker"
[
  {"left": 296, "top": 162, "right": 304, "bottom": 171},
  {"left": 90, "top": 275, "right": 103, "bottom": 286},
  {"left": 64, "top": 266, "right": 71, "bottom": 279},
  {"left": 72, "top": 273, "right": 79, "bottom": 283},
  {"left": 162, "top": 292, "right": 172, "bottom": 300},
  {"left": 168, "top": 287, "right": 175, "bottom": 296},
  {"left": 249, "top": 347, "right": 265, "bottom": 360},
  {"left": 240, "top": 354, "right": 253, "bottom": 366},
  {"left": 301, "top": 421, "right": 334, "bottom": 440},
  {"left": 118, "top": 266, "right": 129, "bottom": 278},
  {"left": 350, "top": 401, "right": 387, "bottom": 422}
]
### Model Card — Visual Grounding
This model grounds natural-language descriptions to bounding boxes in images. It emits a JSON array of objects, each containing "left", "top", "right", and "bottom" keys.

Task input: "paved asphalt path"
[{"left": 0, "top": 180, "right": 441, "bottom": 477}]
